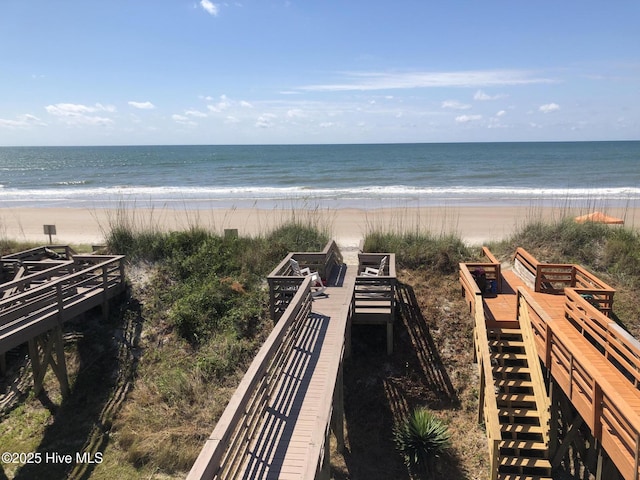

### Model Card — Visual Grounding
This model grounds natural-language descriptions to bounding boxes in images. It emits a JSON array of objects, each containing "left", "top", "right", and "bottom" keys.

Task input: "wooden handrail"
[
  {"left": 517, "top": 290, "right": 552, "bottom": 445},
  {"left": 565, "top": 289, "right": 640, "bottom": 389},
  {"left": 187, "top": 277, "right": 313, "bottom": 480},
  {"left": 519, "top": 288, "right": 640, "bottom": 480},
  {"left": 471, "top": 292, "right": 502, "bottom": 480},
  {"left": 0, "top": 255, "right": 126, "bottom": 353}
]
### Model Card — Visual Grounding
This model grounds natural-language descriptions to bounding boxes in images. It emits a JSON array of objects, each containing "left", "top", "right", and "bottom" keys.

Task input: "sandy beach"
[{"left": 2, "top": 205, "right": 638, "bottom": 249}]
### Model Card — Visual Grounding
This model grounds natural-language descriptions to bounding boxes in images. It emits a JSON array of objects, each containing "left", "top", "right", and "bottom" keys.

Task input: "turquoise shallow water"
[{"left": 0, "top": 142, "right": 638, "bottom": 209}]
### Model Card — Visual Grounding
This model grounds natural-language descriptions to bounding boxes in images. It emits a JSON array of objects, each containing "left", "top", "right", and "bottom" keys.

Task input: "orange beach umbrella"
[{"left": 574, "top": 211, "right": 624, "bottom": 224}]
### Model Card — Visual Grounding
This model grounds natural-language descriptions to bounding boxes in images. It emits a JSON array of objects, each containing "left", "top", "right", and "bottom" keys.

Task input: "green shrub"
[{"left": 393, "top": 407, "right": 451, "bottom": 476}]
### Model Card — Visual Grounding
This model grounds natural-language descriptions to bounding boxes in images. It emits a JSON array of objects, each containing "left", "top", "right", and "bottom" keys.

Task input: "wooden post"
[
  {"left": 549, "top": 378, "right": 559, "bottom": 457},
  {"left": 478, "top": 358, "right": 486, "bottom": 424},
  {"left": 0, "top": 353, "right": 6, "bottom": 377},
  {"left": 386, "top": 319, "right": 393, "bottom": 355},
  {"left": 27, "top": 328, "right": 70, "bottom": 398},
  {"left": 332, "top": 364, "right": 345, "bottom": 453}
]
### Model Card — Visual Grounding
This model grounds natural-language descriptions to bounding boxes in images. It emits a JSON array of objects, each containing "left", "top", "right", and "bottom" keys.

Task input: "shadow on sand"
[{"left": 0, "top": 293, "right": 142, "bottom": 480}]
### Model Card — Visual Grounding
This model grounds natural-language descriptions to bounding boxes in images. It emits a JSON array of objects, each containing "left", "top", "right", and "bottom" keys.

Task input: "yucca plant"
[{"left": 393, "top": 407, "right": 451, "bottom": 477}]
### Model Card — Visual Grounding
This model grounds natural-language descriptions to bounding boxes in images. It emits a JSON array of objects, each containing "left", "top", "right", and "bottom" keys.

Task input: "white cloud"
[
  {"left": 128, "top": 101, "right": 155, "bottom": 110},
  {"left": 200, "top": 0, "right": 219, "bottom": 16},
  {"left": 474, "top": 89, "right": 506, "bottom": 101},
  {"left": 172, "top": 114, "right": 197, "bottom": 126},
  {"left": 240, "top": 100, "right": 253, "bottom": 108},
  {"left": 496, "top": 110, "right": 506, "bottom": 117},
  {"left": 0, "top": 114, "right": 46, "bottom": 129},
  {"left": 207, "top": 94, "right": 232, "bottom": 113},
  {"left": 441, "top": 100, "right": 471, "bottom": 110},
  {"left": 256, "top": 113, "right": 276, "bottom": 128},
  {"left": 539, "top": 103, "right": 560, "bottom": 113},
  {"left": 299, "top": 69, "right": 555, "bottom": 92},
  {"left": 45, "top": 103, "right": 115, "bottom": 126},
  {"left": 185, "top": 109, "right": 208, "bottom": 117},
  {"left": 455, "top": 114, "right": 482, "bottom": 123},
  {"left": 287, "top": 109, "right": 306, "bottom": 118}
]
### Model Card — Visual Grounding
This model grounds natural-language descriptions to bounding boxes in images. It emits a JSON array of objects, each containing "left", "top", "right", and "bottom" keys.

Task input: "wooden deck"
[
  {"left": 0, "top": 247, "right": 126, "bottom": 396},
  {"left": 189, "top": 262, "right": 357, "bottom": 480},
  {"left": 472, "top": 251, "right": 640, "bottom": 480},
  {"left": 241, "top": 265, "right": 355, "bottom": 479}
]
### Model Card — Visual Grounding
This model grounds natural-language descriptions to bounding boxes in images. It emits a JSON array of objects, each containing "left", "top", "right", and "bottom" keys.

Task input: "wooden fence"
[
  {"left": 188, "top": 277, "right": 314, "bottom": 479},
  {"left": 267, "top": 240, "right": 343, "bottom": 321}
]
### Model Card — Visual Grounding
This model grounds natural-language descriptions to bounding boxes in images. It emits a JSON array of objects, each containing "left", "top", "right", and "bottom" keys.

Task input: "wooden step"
[
  {"left": 500, "top": 439, "right": 547, "bottom": 453},
  {"left": 498, "top": 407, "right": 541, "bottom": 419},
  {"left": 490, "top": 339, "right": 524, "bottom": 348},
  {"left": 493, "top": 352, "right": 527, "bottom": 361},
  {"left": 500, "top": 424, "right": 543, "bottom": 435},
  {"left": 496, "top": 378, "right": 533, "bottom": 389},
  {"left": 493, "top": 365, "right": 531, "bottom": 378},
  {"left": 499, "top": 456, "right": 551, "bottom": 470},
  {"left": 487, "top": 328, "right": 523, "bottom": 339},
  {"left": 497, "top": 475, "right": 552, "bottom": 480},
  {"left": 497, "top": 393, "right": 537, "bottom": 406}
]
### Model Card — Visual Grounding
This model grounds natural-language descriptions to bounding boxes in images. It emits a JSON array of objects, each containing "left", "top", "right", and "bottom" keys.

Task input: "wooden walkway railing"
[
  {"left": 520, "top": 288, "right": 640, "bottom": 480},
  {"left": 188, "top": 278, "right": 314, "bottom": 479},
  {"left": 0, "top": 248, "right": 126, "bottom": 395},
  {"left": 460, "top": 262, "right": 503, "bottom": 478},
  {"left": 267, "top": 240, "right": 343, "bottom": 321},
  {"left": 514, "top": 247, "right": 615, "bottom": 315},
  {"left": 510, "top": 247, "right": 640, "bottom": 479},
  {"left": 352, "top": 253, "right": 397, "bottom": 354},
  {"left": 190, "top": 244, "right": 357, "bottom": 480}
]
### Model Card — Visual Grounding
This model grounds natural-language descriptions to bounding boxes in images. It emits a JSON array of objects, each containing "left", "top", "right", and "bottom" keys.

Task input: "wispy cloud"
[
  {"left": 0, "top": 114, "right": 46, "bottom": 129},
  {"left": 474, "top": 89, "right": 507, "bottom": 101},
  {"left": 45, "top": 103, "right": 115, "bottom": 126},
  {"left": 441, "top": 100, "right": 471, "bottom": 110},
  {"left": 539, "top": 102, "right": 560, "bottom": 113},
  {"left": 172, "top": 114, "right": 198, "bottom": 127},
  {"left": 200, "top": 0, "right": 219, "bottom": 16},
  {"left": 455, "top": 114, "right": 483, "bottom": 123},
  {"left": 185, "top": 109, "right": 208, "bottom": 117},
  {"left": 299, "top": 70, "right": 556, "bottom": 92},
  {"left": 128, "top": 101, "right": 155, "bottom": 110}
]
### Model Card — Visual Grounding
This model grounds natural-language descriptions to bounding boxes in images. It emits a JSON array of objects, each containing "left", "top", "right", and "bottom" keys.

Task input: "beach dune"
[{"left": 2, "top": 205, "right": 638, "bottom": 249}]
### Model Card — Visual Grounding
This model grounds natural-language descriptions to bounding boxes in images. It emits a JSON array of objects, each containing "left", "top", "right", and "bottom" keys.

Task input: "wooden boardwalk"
[
  {"left": 240, "top": 264, "right": 355, "bottom": 480},
  {"left": 0, "top": 246, "right": 126, "bottom": 396},
  {"left": 464, "top": 248, "right": 640, "bottom": 480}
]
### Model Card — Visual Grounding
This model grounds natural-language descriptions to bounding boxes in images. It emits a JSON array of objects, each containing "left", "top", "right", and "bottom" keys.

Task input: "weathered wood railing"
[
  {"left": 514, "top": 247, "right": 615, "bottom": 315},
  {"left": 460, "top": 262, "right": 502, "bottom": 480},
  {"left": 0, "top": 254, "right": 126, "bottom": 353},
  {"left": 0, "top": 260, "right": 75, "bottom": 299},
  {"left": 352, "top": 253, "right": 397, "bottom": 354},
  {"left": 518, "top": 288, "right": 640, "bottom": 480},
  {"left": 267, "top": 240, "right": 343, "bottom": 321},
  {"left": 188, "top": 277, "right": 314, "bottom": 480}
]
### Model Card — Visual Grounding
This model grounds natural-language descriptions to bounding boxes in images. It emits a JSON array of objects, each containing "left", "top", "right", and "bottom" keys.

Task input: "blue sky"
[{"left": 1, "top": 1, "right": 638, "bottom": 146}]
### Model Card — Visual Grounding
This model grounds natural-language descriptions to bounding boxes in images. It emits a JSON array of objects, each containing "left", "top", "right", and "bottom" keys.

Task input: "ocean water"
[{"left": 0, "top": 142, "right": 638, "bottom": 209}]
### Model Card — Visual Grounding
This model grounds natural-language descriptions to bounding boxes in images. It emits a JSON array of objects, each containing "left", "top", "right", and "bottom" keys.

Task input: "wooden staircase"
[{"left": 488, "top": 327, "right": 552, "bottom": 480}]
